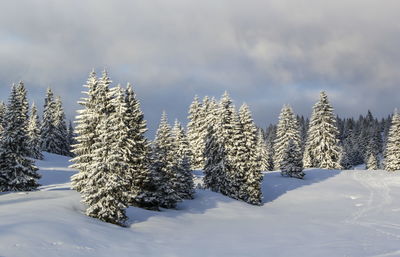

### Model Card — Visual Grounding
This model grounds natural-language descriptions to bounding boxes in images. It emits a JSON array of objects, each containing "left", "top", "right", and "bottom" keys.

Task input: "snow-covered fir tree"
[
  {"left": 81, "top": 86, "right": 130, "bottom": 226},
  {"left": 70, "top": 71, "right": 101, "bottom": 192},
  {"left": 237, "top": 104, "right": 263, "bottom": 205},
  {"left": 67, "top": 120, "right": 76, "bottom": 150},
  {"left": 172, "top": 120, "right": 195, "bottom": 200},
  {"left": 264, "top": 124, "right": 276, "bottom": 171},
  {"left": 187, "top": 96, "right": 204, "bottom": 169},
  {"left": 203, "top": 121, "right": 225, "bottom": 192},
  {"left": 303, "top": 92, "right": 342, "bottom": 169},
  {"left": 384, "top": 110, "right": 400, "bottom": 171},
  {"left": 257, "top": 129, "right": 271, "bottom": 171},
  {"left": 16, "top": 82, "right": 31, "bottom": 156},
  {"left": 0, "top": 85, "right": 40, "bottom": 191},
  {"left": 280, "top": 139, "right": 305, "bottom": 179},
  {"left": 203, "top": 93, "right": 234, "bottom": 195},
  {"left": 53, "top": 96, "right": 70, "bottom": 156},
  {"left": 366, "top": 153, "right": 379, "bottom": 170},
  {"left": 151, "top": 112, "right": 180, "bottom": 208},
  {"left": 124, "top": 83, "right": 160, "bottom": 209},
  {"left": 273, "top": 105, "right": 302, "bottom": 171},
  {"left": 40, "top": 88, "right": 58, "bottom": 153},
  {"left": 27, "top": 102, "right": 43, "bottom": 160},
  {"left": 0, "top": 101, "right": 5, "bottom": 133}
]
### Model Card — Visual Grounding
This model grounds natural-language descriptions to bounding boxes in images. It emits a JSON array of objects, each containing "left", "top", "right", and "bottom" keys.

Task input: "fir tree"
[
  {"left": 70, "top": 71, "right": 100, "bottom": 192},
  {"left": 151, "top": 112, "right": 180, "bottom": 208},
  {"left": 27, "top": 102, "right": 43, "bottom": 160},
  {"left": 187, "top": 96, "right": 204, "bottom": 169},
  {"left": 384, "top": 111, "right": 400, "bottom": 171},
  {"left": 0, "top": 85, "right": 40, "bottom": 191},
  {"left": 16, "top": 82, "right": 30, "bottom": 156},
  {"left": 172, "top": 120, "right": 195, "bottom": 200},
  {"left": 280, "top": 139, "right": 304, "bottom": 179},
  {"left": 257, "top": 129, "right": 271, "bottom": 171},
  {"left": 273, "top": 105, "right": 302, "bottom": 171},
  {"left": 53, "top": 96, "right": 70, "bottom": 156},
  {"left": 366, "top": 153, "right": 379, "bottom": 170},
  {"left": 203, "top": 122, "right": 225, "bottom": 192},
  {"left": 303, "top": 92, "right": 341, "bottom": 169},
  {"left": 40, "top": 88, "right": 58, "bottom": 153},
  {"left": 81, "top": 87, "right": 130, "bottom": 226},
  {"left": 0, "top": 101, "right": 6, "bottom": 134},
  {"left": 67, "top": 120, "right": 76, "bottom": 151},
  {"left": 237, "top": 104, "right": 263, "bottom": 205},
  {"left": 124, "top": 83, "right": 160, "bottom": 209}
]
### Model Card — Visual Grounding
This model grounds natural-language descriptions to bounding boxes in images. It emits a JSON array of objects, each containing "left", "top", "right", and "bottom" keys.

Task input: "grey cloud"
[{"left": 0, "top": 0, "right": 399, "bottom": 135}]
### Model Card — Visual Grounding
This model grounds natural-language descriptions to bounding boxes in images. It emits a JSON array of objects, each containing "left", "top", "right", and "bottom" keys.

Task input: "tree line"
[
  {"left": 1, "top": 71, "right": 400, "bottom": 227},
  {"left": 0, "top": 82, "right": 73, "bottom": 192}
]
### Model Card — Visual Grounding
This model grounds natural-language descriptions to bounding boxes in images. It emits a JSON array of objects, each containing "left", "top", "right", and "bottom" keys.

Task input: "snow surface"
[{"left": 1, "top": 153, "right": 400, "bottom": 257}]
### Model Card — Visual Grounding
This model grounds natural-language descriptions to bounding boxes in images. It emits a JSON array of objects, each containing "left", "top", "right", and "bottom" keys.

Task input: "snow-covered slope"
[{"left": 1, "top": 153, "right": 400, "bottom": 257}]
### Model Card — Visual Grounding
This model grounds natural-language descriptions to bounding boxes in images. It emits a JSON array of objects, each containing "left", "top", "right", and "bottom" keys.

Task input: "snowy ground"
[{"left": 1, "top": 153, "right": 400, "bottom": 257}]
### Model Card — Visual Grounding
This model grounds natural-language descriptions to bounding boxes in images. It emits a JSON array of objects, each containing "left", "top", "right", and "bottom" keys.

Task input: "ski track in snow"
[{"left": 346, "top": 171, "right": 400, "bottom": 244}]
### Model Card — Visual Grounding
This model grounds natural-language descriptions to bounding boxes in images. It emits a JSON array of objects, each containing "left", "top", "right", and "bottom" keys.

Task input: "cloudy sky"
[{"left": 0, "top": 0, "right": 399, "bottom": 135}]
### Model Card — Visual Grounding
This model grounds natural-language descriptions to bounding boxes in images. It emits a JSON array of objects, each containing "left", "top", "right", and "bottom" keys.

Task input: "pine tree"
[
  {"left": 70, "top": 71, "right": 100, "bottom": 192},
  {"left": 384, "top": 111, "right": 400, "bottom": 171},
  {"left": 67, "top": 120, "right": 76, "bottom": 151},
  {"left": 280, "top": 139, "right": 304, "bottom": 179},
  {"left": 151, "top": 112, "right": 180, "bottom": 208},
  {"left": 273, "top": 105, "right": 302, "bottom": 171},
  {"left": 53, "top": 96, "right": 70, "bottom": 156},
  {"left": 41, "top": 88, "right": 58, "bottom": 153},
  {"left": 187, "top": 96, "right": 204, "bottom": 169},
  {"left": 0, "top": 85, "right": 41, "bottom": 191},
  {"left": 16, "top": 82, "right": 30, "bottom": 156},
  {"left": 81, "top": 87, "right": 130, "bottom": 226},
  {"left": 303, "top": 92, "right": 342, "bottom": 169},
  {"left": 215, "top": 92, "right": 240, "bottom": 197},
  {"left": 256, "top": 129, "right": 270, "bottom": 171},
  {"left": 0, "top": 101, "right": 6, "bottom": 134},
  {"left": 237, "top": 104, "right": 263, "bottom": 205},
  {"left": 124, "top": 83, "right": 160, "bottom": 209},
  {"left": 172, "top": 120, "right": 195, "bottom": 200},
  {"left": 264, "top": 124, "right": 276, "bottom": 171},
  {"left": 366, "top": 153, "right": 379, "bottom": 170},
  {"left": 27, "top": 102, "right": 43, "bottom": 160}
]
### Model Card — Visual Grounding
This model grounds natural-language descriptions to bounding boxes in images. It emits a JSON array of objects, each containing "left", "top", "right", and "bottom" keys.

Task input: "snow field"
[{"left": 1, "top": 153, "right": 400, "bottom": 257}]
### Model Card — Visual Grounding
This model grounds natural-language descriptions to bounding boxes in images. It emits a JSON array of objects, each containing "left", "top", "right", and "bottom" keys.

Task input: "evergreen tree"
[
  {"left": 81, "top": 87, "right": 130, "bottom": 226},
  {"left": 27, "top": 102, "right": 43, "bottom": 160},
  {"left": 280, "top": 139, "right": 304, "bottom": 179},
  {"left": 264, "top": 124, "right": 276, "bottom": 171},
  {"left": 273, "top": 105, "right": 302, "bottom": 171},
  {"left": 0, "top": 85, "right": 40, "bottom": 191},
  {"left": 256, "top": 129, "right": 271, "bottom": 171},
  {"left": 151, "top": 112, "right": 180, "bottom": 208},
  {"left": 384, "top": 111, "right": 400, "bottom": 171},
  {"left": 16, "top": 82, "right": 30, "bottom": 156},
  {"left": 303, "top": 92, "right": 341, "bottom": 169},
  {"left": 70, "top": 71, "right": 101, "bottom": 192},
  {"left": 187, "top": 96, "right": 204, "bottom": 169},
  {"left": 67, "top": 120, "right": 76, "bottom": 151},
  {"left": 53, "top": 96, "right": 70, "bottom": 156},
  {"left": 203, "top": 92, "right": 236, "bottom": 196},
  {"left": 41, "top": 88, "right": 58, "bottom": 153},
  {"left": 366, "top": 153, "right": 379, "bottom": 170},
  {"left": 0, "top": 101, "right": 6, "bottom": 134},
  {"left": 123, "top": 83, "right": 159, "bottom": 209},
  {"left": 238, "top": 104, "right": 263, "bottom": 205},
  {"left": 203, "top": 123, "right": 225, "bottom": 192},
  {"left": 172, "top": 120, "right": 195, "bottom": 200}
]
